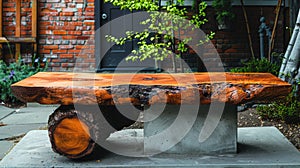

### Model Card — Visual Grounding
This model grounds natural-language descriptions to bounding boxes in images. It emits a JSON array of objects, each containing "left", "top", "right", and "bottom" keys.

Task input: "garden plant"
[
  {"left": 0, "top": 57, "right": 47, "bottom": 105},
  {"left": 105, "top": 0, "right": 214, "bottom": 65}
]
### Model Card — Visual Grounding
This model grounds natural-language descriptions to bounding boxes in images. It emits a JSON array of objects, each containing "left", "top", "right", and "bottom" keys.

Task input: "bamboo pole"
[
  {"left": 268, "top": 0, "right": 282, "bottom": 61},
  {"left": 279, "top": 26, "right": 299, "bottom": 79},
  {"left": 280, "top": 9, "right": 300, "bottom": 82},
  {"left": 240, "top": 0, "right": 255, "bottom": 59}
]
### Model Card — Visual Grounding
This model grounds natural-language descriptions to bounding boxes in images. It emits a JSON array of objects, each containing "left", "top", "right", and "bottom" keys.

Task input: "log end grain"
[{"left": 53, "top": 117, "right": 91, "bottom": 156}]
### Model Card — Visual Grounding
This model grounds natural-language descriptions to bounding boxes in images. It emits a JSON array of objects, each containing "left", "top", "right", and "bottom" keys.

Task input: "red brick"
[
  {"left": 60, "top": 12, "right": 74, "bottom": 16},
  {"left": 62, "top": 35, "right": 78, "bottom": 40},
  {"left": 84, "top": 16, "right": 94, "bottom": 20},
  {"left": 60, "top": 54, "right": 74, "bottom": 58},
  {"left": 83, "top": 21, "right": 94, "bottom": 26},
  {"left": 39, "top": 30, "right": 53, "bottom": 34},
  {"left": 68, "top": 31, "right": 82, "bottom": 35},
  {"left": 49, "top": 62, "right": 61, "bottom": 67},
  {"left": 85, "top": 7, "right": 94, "bottom": 12},
  {"left": 65, "top": 22, "right": 83, "bottom": 26},
  {"left": 39, "top": 49, "right": 51, "bottom": 54},
  {"left": 53, "top": 50, "right": 67, "bottom": 54},
  {"left": 75, "top": 46, "right": 85, "bottom": 50},
  {"left": 51, "top": 59, "right": 63, "bottom": 63},
  {"left": 68, "top": 50, "right": 81, "bottom": 53},
  {"left": 21, "top": 32, "right": 28, "bottom": 35},
  {"left": 62, "top": 63, "right": 75, "bottom": 68},
  {"left": 59, "top": 45, "right": 74, "bottom": 49},
  {"left": 84, "top": 12, "right": 94, "bottom": 16},
  {"left": 22, "top": 8, "right": 32, "bottom": 12},
  {"left": 41, "top": 10, "right": 59, "bottom": 16},
  {"left": 65, "top": 26, "right": 76, "bottom": 30},
  {"left": 44, "top": 45, "right": 59, "bottom": 50},
  {"left": 3, "top": 8, "right": 15, "bottom": 12},
  {"left": 53, "top": 30, "right": 67, "bottom": 35},
  {"left": 3, "top": 3, "right": 14, "bottom": 7},
  {"left": 82, "top": 31, "right": 93, "bottom": 35},
  {"left": 4, "top": 26, "right": 15, "bottom": 31},
  {"left": 48, "top": 26, "right": 75, "bottom": 30}
]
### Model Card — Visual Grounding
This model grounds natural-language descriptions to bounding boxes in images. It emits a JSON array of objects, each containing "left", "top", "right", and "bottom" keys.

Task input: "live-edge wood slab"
[{"left": 11, "top": 72, "right": 291, "bottom": 105}]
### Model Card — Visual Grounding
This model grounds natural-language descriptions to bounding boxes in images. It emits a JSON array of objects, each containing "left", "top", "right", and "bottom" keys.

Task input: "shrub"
[
  {"left": 257, "top": 93, "right": 300, "bottom": 124},
  {"left": 230, "top": 58, "right": 280, "bottom": 76},
  {"left": 0, "top": 58, "right": 48, "bottom": 104}
]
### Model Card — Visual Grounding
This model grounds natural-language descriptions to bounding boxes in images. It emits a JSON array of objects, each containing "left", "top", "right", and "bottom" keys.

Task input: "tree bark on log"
[{"left": 48, "top": 104, "right": 139, "bottom": 159}]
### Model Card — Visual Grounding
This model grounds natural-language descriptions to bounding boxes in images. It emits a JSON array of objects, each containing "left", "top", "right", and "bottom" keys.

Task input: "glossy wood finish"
[{"left": 11, "top": 72, "right": 291, "bottom": 105}]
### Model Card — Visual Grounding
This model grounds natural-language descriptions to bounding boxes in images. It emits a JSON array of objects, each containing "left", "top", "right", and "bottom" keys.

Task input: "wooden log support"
[
  {"left": 48, "top": 104, "right": 138, "bottom": 159},
  {"left": 48, "top": 105, "right": 95, "bottom": 159}
]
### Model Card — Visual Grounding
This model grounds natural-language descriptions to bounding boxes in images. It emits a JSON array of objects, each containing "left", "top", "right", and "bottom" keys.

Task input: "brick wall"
[
  {"left": 201, "top": 6, "right": 290, "bottom": 71},
  {"left": 1, "top": 1, "right": 290, "bottom": 72},
  {"left": 39, "top": 0, "right": 95, "bottom": 71}
]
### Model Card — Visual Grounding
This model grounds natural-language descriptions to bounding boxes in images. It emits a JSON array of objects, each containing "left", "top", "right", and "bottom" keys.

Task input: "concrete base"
[
  {"left": 144, "top": 104, "right": 237, "bottom": 155},
  {"left": 1, "top": 127, "right": 300, "bottom": 167}
]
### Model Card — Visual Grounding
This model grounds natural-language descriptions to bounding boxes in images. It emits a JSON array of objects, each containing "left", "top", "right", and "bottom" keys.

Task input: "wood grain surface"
[{"left": 11, "top": 72, "right": 291, "bottom": 105}]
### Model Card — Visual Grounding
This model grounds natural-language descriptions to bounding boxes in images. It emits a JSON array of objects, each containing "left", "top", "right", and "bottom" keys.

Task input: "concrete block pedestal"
[{"left": 144, "top": 103, "right": 237, "bottom": 155}]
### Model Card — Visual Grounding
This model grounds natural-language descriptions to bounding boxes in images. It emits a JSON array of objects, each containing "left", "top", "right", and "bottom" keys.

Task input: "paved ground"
[
  {"left": 0, "top": 103, "right": 59, "bottom": 160},
  {"left": 1, "top": 128, "right": 300, "bottom": 167}
]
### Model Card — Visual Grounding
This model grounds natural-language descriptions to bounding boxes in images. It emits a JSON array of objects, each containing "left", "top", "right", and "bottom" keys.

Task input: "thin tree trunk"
[
  {"left": 279, "top": 9, "right": 300, "bottom": 80},
  {"left": 240, "top": 0, "right": 255, "bottom": 59},
  {"left": 268, "top": 0, "right": 282, "bottom": 61},
  {"left": 281, "top": 10, "right": 300, "bottom": 82}
]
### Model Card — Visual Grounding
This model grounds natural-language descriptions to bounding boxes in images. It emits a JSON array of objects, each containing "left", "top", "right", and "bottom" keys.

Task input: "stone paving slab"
[
  {"left": 0, "top": 124, "right": 47, "bottom": 140},
  {"left": 0, "top": 106, "right": 15, "bottom": 120},
  {"left": 0, "top": 141, "right": 13, "bottom": 160},
  {"left": 1, "top": 127, "right": 300, "bottom": 167},
  {"left": 0, "top": 106, "right": 57, "bottom": 125}
]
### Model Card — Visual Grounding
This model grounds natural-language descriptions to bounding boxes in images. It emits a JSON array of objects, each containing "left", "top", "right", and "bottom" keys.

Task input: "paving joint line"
[{"left": 0, "top": 110, "right": 17, "bottom": 121}]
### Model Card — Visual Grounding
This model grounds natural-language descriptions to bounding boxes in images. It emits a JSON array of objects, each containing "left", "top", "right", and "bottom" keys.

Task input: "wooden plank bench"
[{"left": 11, "top": 72, "right": 291, "bottom": 159}]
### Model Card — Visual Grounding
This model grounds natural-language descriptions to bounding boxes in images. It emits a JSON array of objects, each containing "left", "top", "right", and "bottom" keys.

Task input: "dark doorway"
[{"left": 95, "top": 1, "right": 158, "bottom": 72}]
